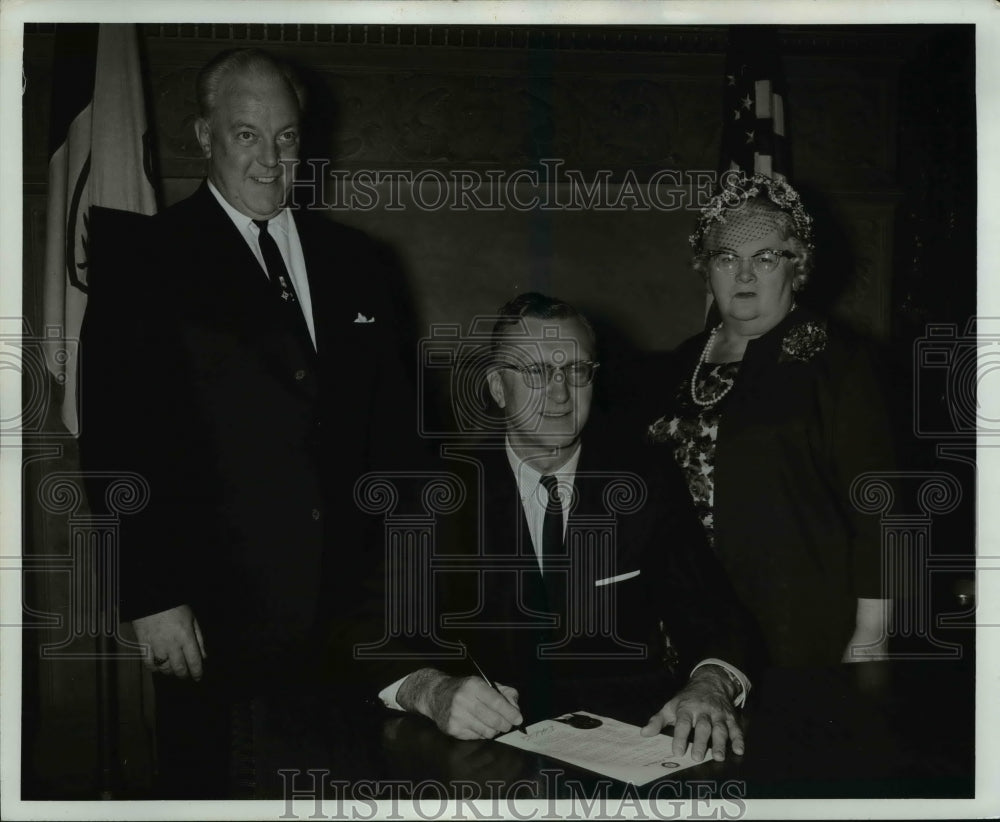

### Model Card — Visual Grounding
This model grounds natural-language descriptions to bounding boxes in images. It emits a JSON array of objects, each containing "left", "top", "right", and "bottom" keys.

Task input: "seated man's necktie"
[{"left": 539, "top": 474, "right": 564, "bottom": 576}]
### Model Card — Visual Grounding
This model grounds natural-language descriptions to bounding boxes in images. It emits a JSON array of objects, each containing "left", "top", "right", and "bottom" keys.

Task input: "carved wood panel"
[
  {"left": 148, "top": 61, "right": 725, "bottom": 174},
  {"left": 786, "top": 57, "right": 899, "bottom": 190},
  {"left": 827, "top": 198, "right": 898, "bottom": 337}
]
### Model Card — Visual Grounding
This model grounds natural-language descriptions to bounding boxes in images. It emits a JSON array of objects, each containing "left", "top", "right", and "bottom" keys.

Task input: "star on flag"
[{"left": 720, "top": 25, "right": 789, "bottom": 180}]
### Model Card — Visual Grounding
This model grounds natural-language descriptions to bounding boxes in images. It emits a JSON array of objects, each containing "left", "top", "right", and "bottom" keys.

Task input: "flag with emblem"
[
  {"left": 721, "top": 25, "right": 789, "bottom": 180},
  {"left": 42, "top": 23, "right": 157, "bottom": 436}
]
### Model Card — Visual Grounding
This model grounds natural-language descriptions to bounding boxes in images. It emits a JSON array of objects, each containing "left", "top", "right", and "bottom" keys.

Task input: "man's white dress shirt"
[{"left": 207, "top": 180, "right": 317, "bottom": 349}]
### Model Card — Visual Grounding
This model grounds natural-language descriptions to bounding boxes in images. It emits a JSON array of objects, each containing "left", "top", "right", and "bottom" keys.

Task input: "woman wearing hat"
[{"left": 648, "top": 172, "right": 894, "bottom": 667}]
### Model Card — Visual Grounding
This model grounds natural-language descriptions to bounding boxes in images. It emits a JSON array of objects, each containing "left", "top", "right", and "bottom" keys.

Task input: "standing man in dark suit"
[
  {"left": 382, "top": 293, "right": 755, "bottom": 763},
  {"left": 80, "top": 48, "right": 415, "bottom": 796}
]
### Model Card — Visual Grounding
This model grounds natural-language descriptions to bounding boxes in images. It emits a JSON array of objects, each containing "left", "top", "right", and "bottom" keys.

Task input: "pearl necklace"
[{"left": 689, "top": 323, "right": 734, "bottom": 407}]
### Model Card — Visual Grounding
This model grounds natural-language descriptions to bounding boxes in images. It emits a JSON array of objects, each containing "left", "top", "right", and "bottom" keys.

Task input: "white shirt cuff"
[
  {"left": 690, "top": 658, "right": 750, "bottom": 708},
  {"left": 377, "top": 675, "right": 410, "bottom": 711}
]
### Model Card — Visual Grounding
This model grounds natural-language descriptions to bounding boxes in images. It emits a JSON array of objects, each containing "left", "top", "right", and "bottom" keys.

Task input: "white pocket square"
[
  {"left": 354, "top": 313, "right": 375, "bottom": 324},
  {"left": 594, "top": 570, "right": 640, "bottom": 587}
]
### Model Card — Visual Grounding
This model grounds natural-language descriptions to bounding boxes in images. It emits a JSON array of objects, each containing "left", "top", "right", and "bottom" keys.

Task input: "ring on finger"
[{"left": 152, "top": 656, "right": 169, "bottom": 666}]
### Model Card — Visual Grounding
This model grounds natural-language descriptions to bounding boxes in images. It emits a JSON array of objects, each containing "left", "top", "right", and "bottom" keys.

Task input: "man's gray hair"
[{"left": 196, "top": 48, "right": 306, "bottom": 120}]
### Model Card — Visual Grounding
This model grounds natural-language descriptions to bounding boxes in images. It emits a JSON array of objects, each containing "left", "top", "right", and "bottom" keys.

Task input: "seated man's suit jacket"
[
  {"left": 429, "top": 430, "right": 757, "bottom": 722},
  {"left": 80, "top": 183, "right": 419, "bottom": 690}
]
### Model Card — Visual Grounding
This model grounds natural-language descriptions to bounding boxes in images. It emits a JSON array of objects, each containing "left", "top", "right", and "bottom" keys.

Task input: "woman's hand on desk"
[
  {"left": 396, "top": 668, "right": 523, "bottom": 740},
  {"left": 640, "top": 666, "right": 744, "bottom": 762}
]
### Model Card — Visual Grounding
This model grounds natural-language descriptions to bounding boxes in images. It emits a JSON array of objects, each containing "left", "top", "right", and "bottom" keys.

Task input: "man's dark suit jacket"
[
  {"left": 80, "top": 182, "right": 418, "bottom": 690},
  {"left": 424, "top": 431, "right": 756, "bottom": 722}
]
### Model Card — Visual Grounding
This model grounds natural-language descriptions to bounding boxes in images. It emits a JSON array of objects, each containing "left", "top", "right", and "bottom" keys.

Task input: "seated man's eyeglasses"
[
  {"left": 501, "top": 361, "right": 601, "bottom": 388},
  {"left": 707, "top": 249, "right": 796, "bottom": 275}
]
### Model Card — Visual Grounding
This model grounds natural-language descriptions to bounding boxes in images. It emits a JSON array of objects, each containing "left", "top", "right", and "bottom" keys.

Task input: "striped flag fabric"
[
  {"left": 42, "top": 23, "right": 157, "bottom": 436},
  {"left": 721, "top": 25, "right": 789, "bottom": 180}
]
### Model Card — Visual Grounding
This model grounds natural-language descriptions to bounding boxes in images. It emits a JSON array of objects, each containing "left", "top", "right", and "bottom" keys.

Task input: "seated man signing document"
[{"left": 381, "top": 293, "right": 758, "bottom": 762}]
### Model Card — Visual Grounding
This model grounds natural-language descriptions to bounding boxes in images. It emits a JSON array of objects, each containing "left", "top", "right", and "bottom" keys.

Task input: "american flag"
[{"left": 721, "top": 25, "right": 789, "bottom": 180}]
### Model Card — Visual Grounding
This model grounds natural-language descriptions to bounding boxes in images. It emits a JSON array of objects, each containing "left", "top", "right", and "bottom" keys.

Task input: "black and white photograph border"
[{"left": 2, "top": 0, "right": 998, "bottom": 819}]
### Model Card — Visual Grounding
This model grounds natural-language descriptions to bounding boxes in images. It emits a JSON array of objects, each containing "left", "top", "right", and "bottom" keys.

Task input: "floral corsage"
[
  {"left": 780, "top": 320, "right": 828, "bottom": 363},
  {"left": 647, "top": 415, "right": 676, "bottom": 443}
]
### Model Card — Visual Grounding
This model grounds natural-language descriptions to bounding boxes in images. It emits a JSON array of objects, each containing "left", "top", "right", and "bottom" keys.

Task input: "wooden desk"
[{"left": 250, "top": 660, "right": 974, "bottom": 802}]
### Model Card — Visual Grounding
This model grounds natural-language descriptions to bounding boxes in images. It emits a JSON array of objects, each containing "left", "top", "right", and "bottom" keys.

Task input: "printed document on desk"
[{"left": 496, "top": 711, "right": 710, "bottom": 786}]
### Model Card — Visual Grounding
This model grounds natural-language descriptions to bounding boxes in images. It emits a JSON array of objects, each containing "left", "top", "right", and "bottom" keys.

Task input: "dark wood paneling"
[
  {"left": 23, "top": 27, "right": 913, "bottom": 347},
  {"left": 787, "top": 54, "right": 900, "bottom": 192}
]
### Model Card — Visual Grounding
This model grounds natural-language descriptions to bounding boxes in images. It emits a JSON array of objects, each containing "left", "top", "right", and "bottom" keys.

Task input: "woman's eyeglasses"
[{"left": 707, "top": 249, "right": 796, "bottom": 275}]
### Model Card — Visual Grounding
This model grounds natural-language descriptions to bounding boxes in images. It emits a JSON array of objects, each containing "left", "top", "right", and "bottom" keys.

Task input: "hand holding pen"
[
  {"left": 396, "top": 644, "right": 526, "bottom": 739},
  {"left": 461, "top": 641, "right": 527, "bottom": 734}
]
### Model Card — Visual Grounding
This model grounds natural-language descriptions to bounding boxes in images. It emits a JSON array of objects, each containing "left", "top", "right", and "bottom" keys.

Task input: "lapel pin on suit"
[{"left": 354, "top": 312, "right": 375, "bottom": 324}]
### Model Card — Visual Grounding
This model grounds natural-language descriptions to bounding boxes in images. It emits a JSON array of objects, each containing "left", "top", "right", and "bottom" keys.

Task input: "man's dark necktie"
[
  {"left": 539, "top": 474, "right": 564, "bottom": 577},
  {"left": 535, "top": 474, "right": 568, "bottom": 671},
  {"left": 253, "top": 218, "right": 312, "bottom": 348},
  {"left": 253, "top": 219, "right": 299, "bottom": 304}
]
